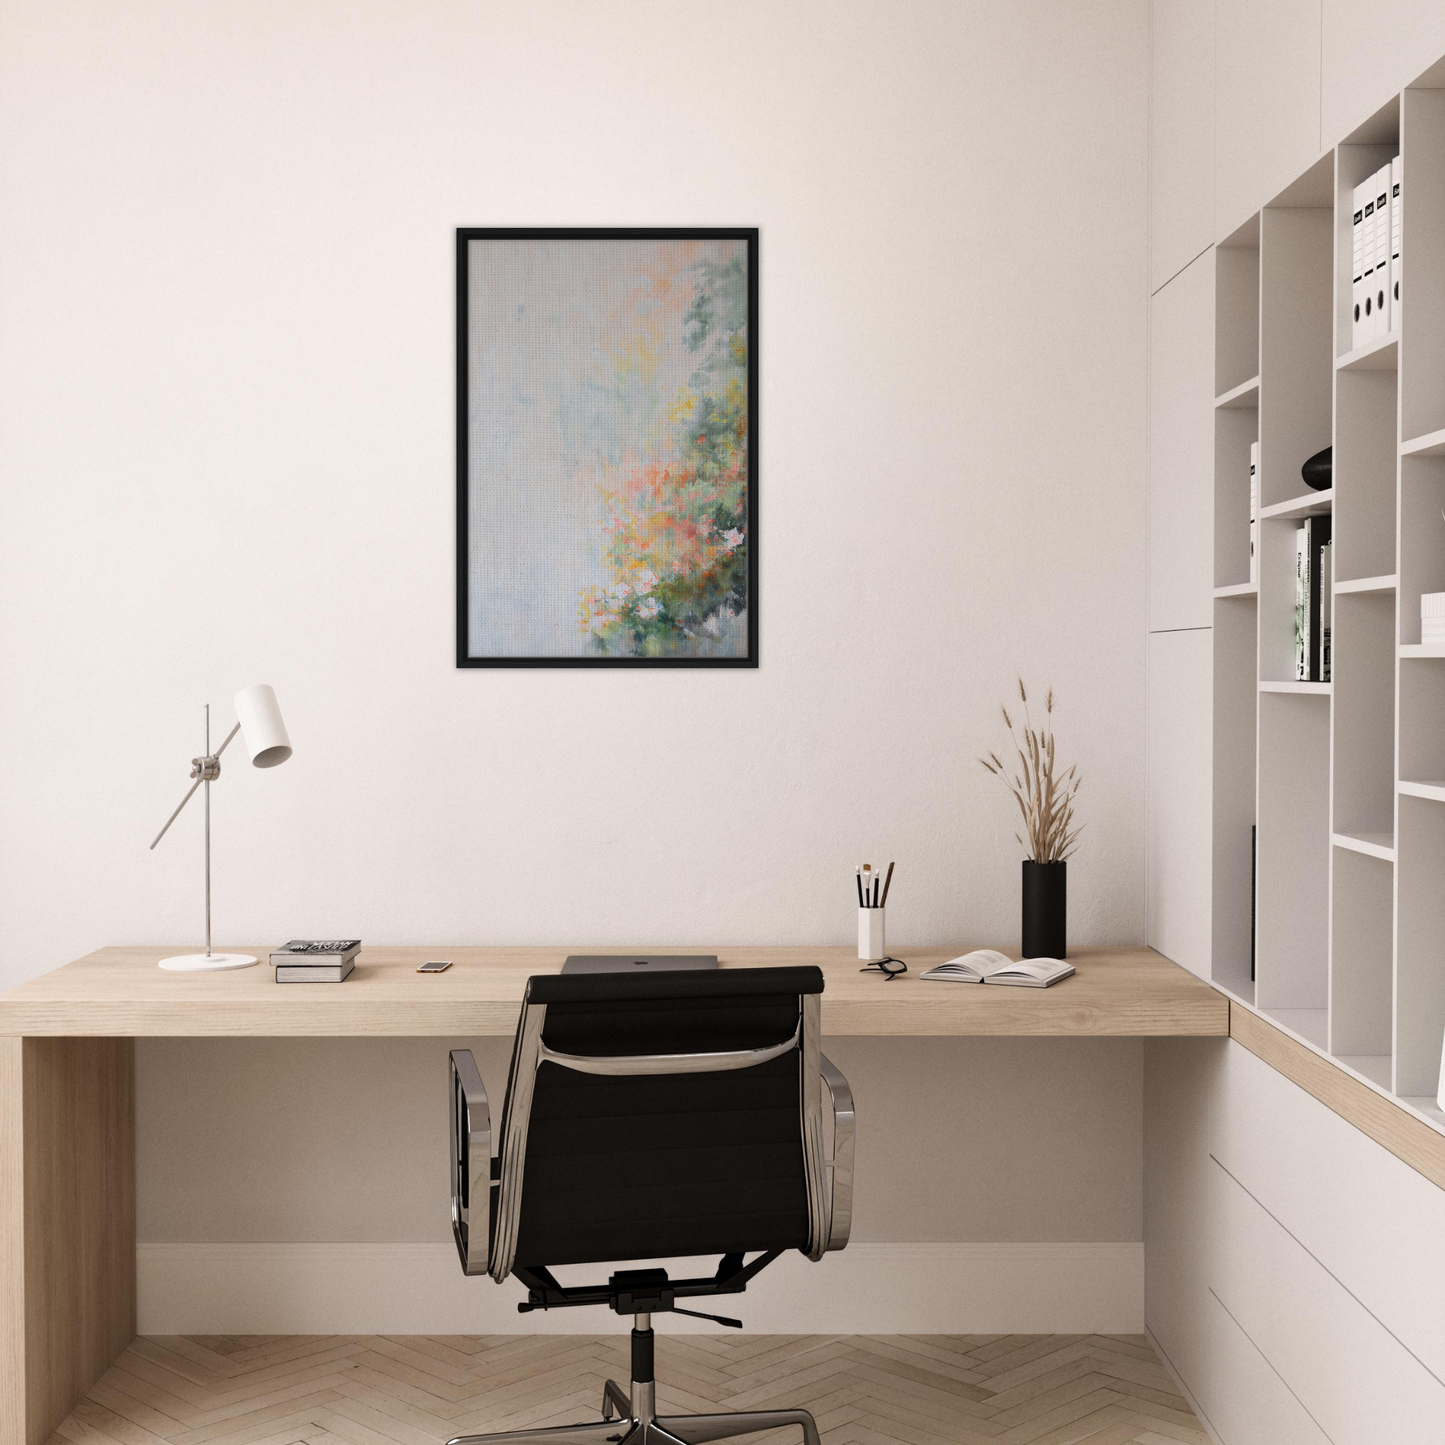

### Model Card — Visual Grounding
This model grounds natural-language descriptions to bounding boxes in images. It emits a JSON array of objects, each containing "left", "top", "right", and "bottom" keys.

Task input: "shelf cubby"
[
  {"left": 1255, "top": 692, "right": 1330, "bottom": 1017},
  {"left": 1334, "top": 369, "right": 1397, "bottom": 581},
  {"left": 1332, "top": 591, "right": 1396, "bottom": 837},
  {"left": 1396, "top": 795, "right": 1445, "bottom": 1097},
  {"left": 1329, "top": 847, "right": 1393, "bottom": 1067},
  {"left": 1215, "top": 216, "right": 1260, "bottom": 398},
  {"left": 1214, "top": 403, "right": 1257, "bottom": 589},
  {"left": 1211, "top": 593, "right": 1259, "bottom": 1003},
  {"left": 1401, "top": 86, "right": 1445, "bottom": 444},
  {"left": 1398, "top": 454, "right": 1445, "bottom": 644},
  {"left": 1399, "top": 653, "right": 1445, "bottom": 785},
  {"left": 1258, "top": 187, "right": 1332, "bottom": 511}
]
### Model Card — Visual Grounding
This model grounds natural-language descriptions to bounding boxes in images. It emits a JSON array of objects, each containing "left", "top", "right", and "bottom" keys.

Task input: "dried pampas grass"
[{"left": 979, "top": 678, "right": 1083, "bottom": 863}]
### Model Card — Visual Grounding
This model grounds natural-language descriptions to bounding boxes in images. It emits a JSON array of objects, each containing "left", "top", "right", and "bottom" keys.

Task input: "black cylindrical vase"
[{"left": 1022, "top": 860, "right": 1067, "bottom": 958}]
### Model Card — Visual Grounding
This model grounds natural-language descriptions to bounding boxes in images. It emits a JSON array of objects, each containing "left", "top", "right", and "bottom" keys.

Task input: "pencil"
[
  {"left": 880, "top": 860, "right": 895, "bottom": 908},
  {"left": 855, "top": 869, "right": 865, "bottom": 908}
]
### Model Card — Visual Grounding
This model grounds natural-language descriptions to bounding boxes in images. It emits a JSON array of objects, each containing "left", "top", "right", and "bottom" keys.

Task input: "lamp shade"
[{"left": 233, "top": 684, "right": 292, "bottom": 768}]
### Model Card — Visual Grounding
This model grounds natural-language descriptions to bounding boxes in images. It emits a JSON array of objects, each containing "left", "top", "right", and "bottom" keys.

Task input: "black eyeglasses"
[{"left": 859, "top": 956, "right": 908, "bottom": 981}]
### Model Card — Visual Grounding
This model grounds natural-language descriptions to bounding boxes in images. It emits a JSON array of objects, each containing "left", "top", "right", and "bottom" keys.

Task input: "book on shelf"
[
  {"left": 920, "top": 950, "right": 1074, "bottom": 988},
  {"left": 276, "top": 958, "right": 355, "bottom": 983},
  {"left": 1293, "top": 517, "right": 1332, "bottom": 681},
  {"left": 1320, "top": 538, "right": 1332, "bottom": 682},
  {"left": 1295, "top": 526, "right": 1308, "bottom": 679},
  {"left": 1249, "top": 441, "right": 1259, "bottom": 584}
]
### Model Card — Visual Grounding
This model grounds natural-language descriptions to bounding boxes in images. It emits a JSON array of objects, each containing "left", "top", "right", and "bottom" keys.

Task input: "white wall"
[
  {"left": 0, "top": 0, "right": 1149, "bottom": 978},
  {"left": 0, "top": 0, "right": 1152, "bottom": 1321}
]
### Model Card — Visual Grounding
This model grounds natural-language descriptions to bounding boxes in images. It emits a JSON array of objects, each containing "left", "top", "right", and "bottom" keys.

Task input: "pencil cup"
[{"left": 858, "top": 907, "right": 886, "bottom": 962}]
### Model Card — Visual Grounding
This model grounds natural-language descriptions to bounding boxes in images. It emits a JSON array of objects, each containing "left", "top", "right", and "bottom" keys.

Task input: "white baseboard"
[{"left": 137, "top": 1241, "right": 1143, "bottom": 1335}]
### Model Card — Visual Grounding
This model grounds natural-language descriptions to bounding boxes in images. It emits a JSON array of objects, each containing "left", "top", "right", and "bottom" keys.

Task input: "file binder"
[
  {"left": 1391, "top": 154, "right": 1402, "bottom": 332},
  {"left": 1373, "top": 165, "right": 1391, "bottom": 341},
  {"left": 1351, "top": 179, "right": 1368, "bottom": 349}
]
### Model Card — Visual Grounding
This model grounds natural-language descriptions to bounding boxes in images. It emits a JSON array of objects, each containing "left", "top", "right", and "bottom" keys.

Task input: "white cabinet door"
[
  {"left": 1149, "top": 251, "right": 1215, "bottom": 632},
  {"left": 1150, "top": 0, "right": 1215, "bottom": 292},
  {"left": 1147, "top": 629, "right": 1213, "bottom": 978},
  {"left": 1211, "top": 1156, "right": 1445, "bottom": 1444},
  {"left": 1215, "top": 0, "right": 1323, "bottom": 237},
  {"left": 1144, "top": 1037, "right": 1226, "bottom": 1393},
  {"left": 1322, "top": 0, "right": 1445, "bottom": 145},
  {"left": 1214, "top": 1039, "right": 1445, "bottom": 1384},
  {"left": 1198, "top": 1290, "right": 1332, "bottom": 1445}
]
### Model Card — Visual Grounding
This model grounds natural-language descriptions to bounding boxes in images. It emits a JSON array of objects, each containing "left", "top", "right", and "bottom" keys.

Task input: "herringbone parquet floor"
[{"left": 49, "top": 1334, "right": 1210, "bottom": 1445}]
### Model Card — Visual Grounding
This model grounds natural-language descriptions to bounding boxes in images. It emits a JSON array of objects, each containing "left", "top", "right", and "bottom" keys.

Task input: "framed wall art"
[{"left": 456, "top": 227, "right": 758, "bottom": 667}]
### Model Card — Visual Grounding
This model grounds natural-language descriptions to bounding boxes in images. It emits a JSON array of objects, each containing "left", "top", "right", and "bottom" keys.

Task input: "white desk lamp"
[{"left": 149, "top": 684, "right": 292, "bottom": 972}]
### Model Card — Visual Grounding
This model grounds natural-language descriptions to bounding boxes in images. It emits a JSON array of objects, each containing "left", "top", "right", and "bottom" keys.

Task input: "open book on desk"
[{"left": 920, "top": 950, "right": 1075, "bottom": 988}]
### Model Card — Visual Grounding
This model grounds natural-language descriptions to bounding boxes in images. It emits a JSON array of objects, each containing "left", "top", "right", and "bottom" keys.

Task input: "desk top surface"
[{"left": 0, "top": 944, "right": 1227, "bottom": 1037}]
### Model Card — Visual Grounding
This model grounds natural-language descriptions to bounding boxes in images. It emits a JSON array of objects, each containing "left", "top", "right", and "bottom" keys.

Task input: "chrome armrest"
[
  {"left": 819, "top": 1052, "right": 854, "bottom": 1251},
  {"left": 449, "top": 1049, "right": 492, "bottom": 1276}
]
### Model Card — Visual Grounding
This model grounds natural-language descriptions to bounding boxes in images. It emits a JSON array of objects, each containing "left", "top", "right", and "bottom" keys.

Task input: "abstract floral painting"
[{"left": 457, "top": 228, "right": 757, "bottom": 666}]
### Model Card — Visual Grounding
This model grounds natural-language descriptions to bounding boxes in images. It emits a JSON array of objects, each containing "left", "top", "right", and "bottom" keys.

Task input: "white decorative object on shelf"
[{"left": 1421, "top": 591, "right": 1445, "bottom": 644}]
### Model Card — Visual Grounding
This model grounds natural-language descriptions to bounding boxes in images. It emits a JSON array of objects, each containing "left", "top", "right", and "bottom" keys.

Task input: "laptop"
[{"left": 561, "top": 954, "right": 719, "bottom": 974}]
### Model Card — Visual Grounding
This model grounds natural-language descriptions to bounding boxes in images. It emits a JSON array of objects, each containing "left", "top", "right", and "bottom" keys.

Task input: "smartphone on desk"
[{"left": 417, "top": 959, "right": 452, "bottom": 973}]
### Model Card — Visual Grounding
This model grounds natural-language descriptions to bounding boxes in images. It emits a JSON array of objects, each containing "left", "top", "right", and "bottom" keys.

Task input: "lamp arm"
[
  {"left": 148, "top": 722, "right": 241, "bottom": 850},
  {"left": 149, "top": 777, "right": 203, "bottom": 850},
  {"left": 213, "top": 721, "right": 242, "bottom": 759}
]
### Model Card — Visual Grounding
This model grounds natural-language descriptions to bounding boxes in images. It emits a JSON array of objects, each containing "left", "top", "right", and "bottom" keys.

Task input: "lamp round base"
[{"left": 157, "top": 952, "right": 258, "bottom": 972}]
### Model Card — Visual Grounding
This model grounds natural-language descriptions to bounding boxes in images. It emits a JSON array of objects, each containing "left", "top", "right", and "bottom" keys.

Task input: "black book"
[
  {"left": 1250, "top": 824, "right": 1257, "bottom": 984},
  {"left": 270, "top": 939, "right": 361, "bottom": 966}
]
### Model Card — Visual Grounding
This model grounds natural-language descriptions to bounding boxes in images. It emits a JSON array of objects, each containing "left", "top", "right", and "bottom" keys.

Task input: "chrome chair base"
[{"left": 446, "top": 1379, "right": 822, "bottom": 1445}]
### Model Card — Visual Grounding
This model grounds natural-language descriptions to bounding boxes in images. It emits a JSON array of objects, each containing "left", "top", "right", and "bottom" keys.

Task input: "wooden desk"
[
  {"left": 0, "top": 944, "right": 1223, "bottom": 1445},
  {"left": 0, "top": 943, "right": 1225, "bottom": 1038}
]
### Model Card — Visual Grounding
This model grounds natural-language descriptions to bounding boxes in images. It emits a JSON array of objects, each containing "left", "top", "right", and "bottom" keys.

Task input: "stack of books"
[{"left": 270, "top": 939, "right": 361, "bottom": 983}]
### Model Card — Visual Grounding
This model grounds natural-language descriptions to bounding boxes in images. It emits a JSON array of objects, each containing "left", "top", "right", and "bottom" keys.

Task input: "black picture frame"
[{"left": 456, "top": 227, "right": 758, "bottom": 668}]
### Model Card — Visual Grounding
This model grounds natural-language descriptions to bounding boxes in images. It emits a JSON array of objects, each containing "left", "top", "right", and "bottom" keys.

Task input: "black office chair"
[{"left": 446, "top": 965, "right": 855, "bottom": 1445}]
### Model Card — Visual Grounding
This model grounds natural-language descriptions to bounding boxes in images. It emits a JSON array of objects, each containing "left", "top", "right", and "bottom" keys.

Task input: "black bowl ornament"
[{"left": 1302, "top": 445, "right": 1332, "bottom": 492}]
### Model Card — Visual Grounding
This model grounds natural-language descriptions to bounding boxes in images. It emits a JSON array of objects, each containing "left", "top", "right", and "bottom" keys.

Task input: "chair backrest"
[{"left": 488, "top": 966, "right": 828, "bottom": 1281}]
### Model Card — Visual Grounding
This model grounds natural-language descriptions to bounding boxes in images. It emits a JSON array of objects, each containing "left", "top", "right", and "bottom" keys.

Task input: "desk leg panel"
[{"left": 0, "top": 1037, "right": 136, "bottom": 1445}]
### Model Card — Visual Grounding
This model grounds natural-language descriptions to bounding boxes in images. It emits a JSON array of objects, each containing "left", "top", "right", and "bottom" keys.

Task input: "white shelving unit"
[{"left": 1212, "top": 81, "right": 1445, "bottom": 1133}]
